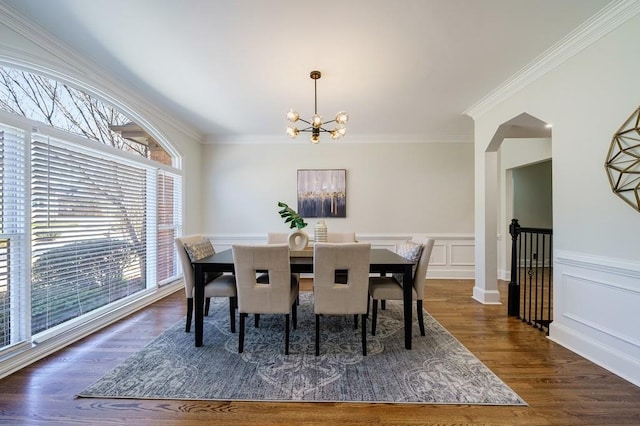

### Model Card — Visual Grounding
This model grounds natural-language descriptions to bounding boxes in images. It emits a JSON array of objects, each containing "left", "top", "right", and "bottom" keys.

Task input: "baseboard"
[{"left": 549, "top": 322, "right": 640, "bottom": 387}]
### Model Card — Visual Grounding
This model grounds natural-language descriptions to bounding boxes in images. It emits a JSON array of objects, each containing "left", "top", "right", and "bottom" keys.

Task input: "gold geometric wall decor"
[{"left": 605, "top": 105, "right": 640, "bottom": 212}]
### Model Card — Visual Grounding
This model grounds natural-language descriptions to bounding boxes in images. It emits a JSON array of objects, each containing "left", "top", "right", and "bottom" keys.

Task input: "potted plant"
[{"left": 277, "top": 201, "right": 308, "bottom": 250}]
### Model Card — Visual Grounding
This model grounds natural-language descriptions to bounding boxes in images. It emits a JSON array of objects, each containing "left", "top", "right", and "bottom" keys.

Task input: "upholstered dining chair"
[
  {"left": 232, "top": 244, "right": 299, "bottom": 355},
  {"left": 261, "top": 231, "right": 301, "bottom": 293},
  {"left": 313, "top": 242, "right": 371, "bottom": 356},
  {"left": 266, "top": 232, "right": 289, "bottom": 244},
  {"left": 368, "top": 237, "right": 435, "bottom": 337},
  {"left": 175, "top": 235, "right": 237, "bottom": 333},
  {"left": 326, "top": 232, "right": 357, "bottom": 242}
]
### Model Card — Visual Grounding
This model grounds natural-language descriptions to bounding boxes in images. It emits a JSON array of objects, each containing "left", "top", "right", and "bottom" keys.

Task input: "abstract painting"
[{"left": 297, "top": 169, "right": 346, "bottom": 218}]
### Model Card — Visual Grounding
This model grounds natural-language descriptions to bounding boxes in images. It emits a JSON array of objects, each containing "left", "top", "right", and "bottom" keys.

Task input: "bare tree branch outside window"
[{"left": 0, "top": 66, "right": 170, "bottom": 162}]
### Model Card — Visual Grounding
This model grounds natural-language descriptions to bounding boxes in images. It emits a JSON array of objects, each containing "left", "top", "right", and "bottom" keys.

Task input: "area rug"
[{"left": 78, "top": 293, "right": 525, "bottom": 405}]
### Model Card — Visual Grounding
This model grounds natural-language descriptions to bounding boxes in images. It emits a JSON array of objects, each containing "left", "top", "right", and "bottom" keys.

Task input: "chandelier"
[{"left": 286, "top": 70, "right": 349, "bottom": 144}]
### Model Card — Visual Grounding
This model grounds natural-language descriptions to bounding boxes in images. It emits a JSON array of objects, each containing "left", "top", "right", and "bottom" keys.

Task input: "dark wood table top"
[{"left": 193, "top": 247, "right": 413, "bottom": 273}]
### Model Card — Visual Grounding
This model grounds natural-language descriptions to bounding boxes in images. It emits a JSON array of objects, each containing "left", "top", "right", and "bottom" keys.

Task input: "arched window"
[{"left": 0, "top": 66, "right": 182, "bottom": 352}]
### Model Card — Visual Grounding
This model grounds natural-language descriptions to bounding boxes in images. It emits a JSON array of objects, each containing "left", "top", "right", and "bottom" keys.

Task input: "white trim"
[
  {"left": 464, "top": 0, "right": 640, "bottom": 119},
  {"left": 203, "top": 134, "right": 474, "bottom": 145},
  {"left": 550, "top": 250, "right": 640, "bottom": 387},
  {"left": 549, "top": 322, "right": 640, "bottom": 387},
  {"left": 556, "top": 250, "right": 640, "bottom": 278}
]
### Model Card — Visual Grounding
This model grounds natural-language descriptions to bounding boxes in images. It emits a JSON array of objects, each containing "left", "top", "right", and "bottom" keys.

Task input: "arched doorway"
[{"left": 473, "top": 112, "right": 552, "bottom": 304}]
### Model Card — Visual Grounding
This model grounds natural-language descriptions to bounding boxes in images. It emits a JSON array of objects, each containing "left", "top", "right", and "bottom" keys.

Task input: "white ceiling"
[{"left": 4, "top": 0, "right": 613, "bottom": 143}]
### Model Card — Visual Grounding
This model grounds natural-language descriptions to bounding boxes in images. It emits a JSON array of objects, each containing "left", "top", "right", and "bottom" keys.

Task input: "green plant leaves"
[{"left": 277, "top": 201, "right": 308, "bottom": 229}]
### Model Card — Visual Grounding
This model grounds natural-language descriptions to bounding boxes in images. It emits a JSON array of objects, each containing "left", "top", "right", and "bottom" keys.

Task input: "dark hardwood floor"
[{"left": 0, "top": 279, "right": 639, "bottom": 425}]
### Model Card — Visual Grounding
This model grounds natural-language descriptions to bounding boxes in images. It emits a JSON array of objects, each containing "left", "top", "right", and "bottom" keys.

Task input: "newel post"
[{"left": 507, "top": 219, "right": 520, "bottom": 316}]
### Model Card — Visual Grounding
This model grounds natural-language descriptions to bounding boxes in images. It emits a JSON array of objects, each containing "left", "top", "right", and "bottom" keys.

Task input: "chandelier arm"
[{"left": 297, "top": 118, "right": 312, "bottom": 125}]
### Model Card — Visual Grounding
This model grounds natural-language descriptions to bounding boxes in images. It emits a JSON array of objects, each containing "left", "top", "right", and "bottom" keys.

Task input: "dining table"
[{"left": 192, "top": 247, "right": 416, "bottom": 349}]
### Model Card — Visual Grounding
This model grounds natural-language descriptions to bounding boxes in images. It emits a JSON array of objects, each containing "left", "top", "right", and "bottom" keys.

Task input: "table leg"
[
  {"left": 403, "top": 264, "right": 412, "bottom": 349},
  {"left": 194, "top": 264, "right": 204, "bottom": 347}
]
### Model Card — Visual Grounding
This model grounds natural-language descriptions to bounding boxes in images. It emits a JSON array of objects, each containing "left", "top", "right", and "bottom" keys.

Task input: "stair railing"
[{"left": 507, "top": 219, "right": 553, "bottom": 334}]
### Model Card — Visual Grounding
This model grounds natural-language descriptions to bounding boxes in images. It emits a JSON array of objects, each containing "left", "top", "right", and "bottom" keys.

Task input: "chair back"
[
  {"left": 175, "top": 234, "right": 212, "bottom": 297},
  {"left": 411, "top": 237, "right": 435, "bottom": 299},
  {"left": 232, "top": 244, "right": 295, "bottom": 314},
  {"left": 326, "top": 232, "right": 357, "bottom": 243},
  {"left": 313, "top": 242, "right": 371, "bottom": 315},
  {"left": 267, "top": 232, "right": 289, "bottom": 244}
]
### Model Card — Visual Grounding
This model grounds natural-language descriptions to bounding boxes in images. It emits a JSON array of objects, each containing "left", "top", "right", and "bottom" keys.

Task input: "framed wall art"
[{"left": 297, "top": 169, "right": 346, "bottom": 218}]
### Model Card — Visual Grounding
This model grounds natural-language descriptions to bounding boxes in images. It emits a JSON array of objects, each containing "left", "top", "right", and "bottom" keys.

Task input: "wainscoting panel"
[
  {"left": 550, "top": 250, "right": 640, "bottom": 387},
  {"left": 208, "top": 233, "right": 475, "bottom": 279}
]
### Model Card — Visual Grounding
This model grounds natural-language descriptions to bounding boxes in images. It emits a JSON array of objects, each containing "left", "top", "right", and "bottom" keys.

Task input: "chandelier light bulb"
[
  {"left": 311, "top": 114, "right": 323, "bottom": 129},
  {"left": 286, "top": 109, "right": 299, "bottom": 122},
  {"left": 335, "top": 111, "right": 349, "bottom": 125},
  {"left": 286, "top": 125, "right": 299, "bottom": 138},
  {"left": 310, "top": 133, "right": 320, "bottom": 144},
  {"left": 330, "top": 125, "right": 347, "bottom": 140}
]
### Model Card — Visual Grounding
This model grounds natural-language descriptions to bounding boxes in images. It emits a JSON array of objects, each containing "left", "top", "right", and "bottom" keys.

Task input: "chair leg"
[
  {"left": 229, "top": 297, "right": 236, "bottom": 333},
  {"left": 239, "top": 312, "right": 246, "bottom": 353},
  {"left": 292, "top": 301, "right": 297, "bottom": 329},
  {"left": 371, "top": 299, "right": 378, "bottom": 336},
  {"left": 254, "top": 314, "right": 260, "bottom": 328},
  {"left": 353, "top": 314, "right": 358, "bottom": 329},
  {"left": 361, "top": 314, "right": 367, "bottom": 356},
  {"left": 417, "top": 299, "right": 425, "bottom": 336},
  {"left": 285, "top": 314, "right": 290, "bottom": 355},
  {"left": 185, "top": 298, "right": 193, "bottom": 332},
  {"left": 204, "top": 297, "right": 211, "bottom": 316},
  {"left": 381, "top": 300, "right": 386, "bottom": 310},
  {"left": 315, "top": 314, "right": 320, "bottom": 356}
]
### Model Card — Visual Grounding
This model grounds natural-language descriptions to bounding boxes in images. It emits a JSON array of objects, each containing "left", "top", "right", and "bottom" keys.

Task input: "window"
[
  {"left": 0, "top": 123, "right": 27, "bottom": 348},
  {"left": 0, "top": 66, "right": 182, "bottom": 353}
]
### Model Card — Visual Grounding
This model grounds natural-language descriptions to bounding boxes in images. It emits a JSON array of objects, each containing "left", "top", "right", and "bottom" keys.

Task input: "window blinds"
[
  {"left": 156, "top": 169, "right": 182, "bottom": 284},
  {"left": 30, "top": 133, "right": 148, "bottom": 334},
  {"left": 0, "top": 124, "right": 27, "bottom": 348}
]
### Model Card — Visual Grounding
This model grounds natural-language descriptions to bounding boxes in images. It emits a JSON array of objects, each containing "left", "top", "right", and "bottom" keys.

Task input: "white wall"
[
  {"left": 200, "top": 141, "right": 476, "bottom": 278},
  {"left": 474, "top": 13, "right": 640, "bottom": 386}
]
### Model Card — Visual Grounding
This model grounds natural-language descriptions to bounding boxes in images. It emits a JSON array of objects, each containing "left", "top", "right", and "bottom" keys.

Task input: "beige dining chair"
[
  {"left": 175, "top": 235, "right": 237, "bottom": 333},
  {"left": 326, "top": 232, "right": 357, "bottom": 242},
  {"left": 267, "top": 232, "right": 289, "bottom": 244},
  {"left": 313, "top": 242, "right": 371, "bottom": 356},
  {"left": 261, "top": 231, "right": 301, "bottom": 293},
  {"left": 368, "top": 237, "right": 435, "bottom": 336},
  {"left": 232, "top": 244, "right": 299, "bottom": 355}
]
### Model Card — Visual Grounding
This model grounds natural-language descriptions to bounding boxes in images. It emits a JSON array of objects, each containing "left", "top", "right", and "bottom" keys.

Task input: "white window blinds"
[
  {"left": 30, "top": 133, "right": 149, "bottom": 334},
  {"left": 0, "top": 124, "right": 28, "bottom": 348},
  {"left": 156, "top": 169, "right": 182, "bottom": 284}
]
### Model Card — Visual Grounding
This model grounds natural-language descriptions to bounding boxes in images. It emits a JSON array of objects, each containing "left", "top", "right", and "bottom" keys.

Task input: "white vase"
[
  {"left": 288, "top": 229, "right": 309, "bottom": 250},
  {"left": 314, "top": 220, "right": 328, "bottom": 243}
]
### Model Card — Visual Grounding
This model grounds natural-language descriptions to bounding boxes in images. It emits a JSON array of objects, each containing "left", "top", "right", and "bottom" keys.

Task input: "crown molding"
[
  {"left": 0, "top": 2, "right": 203, "bottom": 143},
  {"left": 203, "top": 133, "right": 473, "bottom": 145},
  {"left": 464, "top": 0, "right": 640, "bottom": 120}
]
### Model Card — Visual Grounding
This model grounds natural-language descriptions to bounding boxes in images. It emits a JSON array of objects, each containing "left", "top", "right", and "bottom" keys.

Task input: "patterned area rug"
[{"left": 79, "top": 293, "right": 525, "bottom": 404}]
